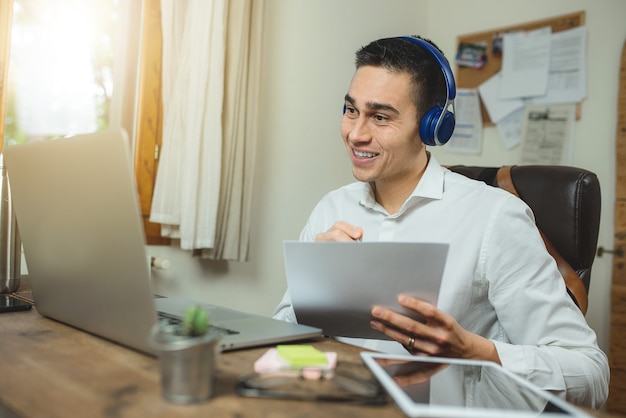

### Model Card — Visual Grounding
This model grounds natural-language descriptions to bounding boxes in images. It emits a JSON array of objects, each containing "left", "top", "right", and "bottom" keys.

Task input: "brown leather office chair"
[{"left": 447, "top": 165, "right": 601, "bottom": 314}]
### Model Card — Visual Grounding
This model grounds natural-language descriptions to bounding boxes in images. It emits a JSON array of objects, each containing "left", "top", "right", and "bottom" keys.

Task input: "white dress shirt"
[{"left": 273, "top": 155, "right": 609, "bottom": 408}]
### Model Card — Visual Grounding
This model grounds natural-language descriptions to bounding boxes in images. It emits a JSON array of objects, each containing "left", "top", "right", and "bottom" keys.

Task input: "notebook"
[
  {"left": 4, "top": 129, "right": 321, "bottom": 356},
  {"left": 283, "top": 241, "right": 449, "bottom": 339}
]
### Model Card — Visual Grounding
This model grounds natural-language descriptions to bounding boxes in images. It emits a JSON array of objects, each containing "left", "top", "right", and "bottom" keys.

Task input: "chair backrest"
[{"left": 447, "top": 165, "right": 601, "bottom": 312}]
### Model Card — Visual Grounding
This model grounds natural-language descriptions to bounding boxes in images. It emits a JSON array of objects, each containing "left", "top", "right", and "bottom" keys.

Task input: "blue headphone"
[
  {"left": 343, "top": 37, "right": 456, "bottom": 146},
  {"left": 397, "top": 36, "right": 456, "bottom": 146}
]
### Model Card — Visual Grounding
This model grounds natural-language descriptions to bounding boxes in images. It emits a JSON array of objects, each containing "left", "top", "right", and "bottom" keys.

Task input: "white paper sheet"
[
  {"left": 446, "top": 88, "right": 483, "bottom": 154},
  {"left": 500, "top": 27, "right": 552, "bottom": 100},
  {"left": 496, "top": 107, "right": 525, "bottom": 150},
  {"left": 478, "top": 72, "right": 525, "bottom": 123},
  {"left": 519, "top": 103, "right": 576, "bottom": 165},
  {"left": 531, "top": 26, "right": 587, "bottom": 105}
]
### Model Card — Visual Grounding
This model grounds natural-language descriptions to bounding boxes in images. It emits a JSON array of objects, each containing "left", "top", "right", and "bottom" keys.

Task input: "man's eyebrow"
[{"left": 344, "top": 94, "right": 399, "bottom": 115}]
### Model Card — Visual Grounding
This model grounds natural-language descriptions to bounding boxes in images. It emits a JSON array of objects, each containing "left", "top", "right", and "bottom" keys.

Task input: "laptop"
[
  {"left": 4, "top": 129, "right": 321, "bottom": 355},
  {"left": 283, "top": 241, "right": 448, "bottom": 339}
]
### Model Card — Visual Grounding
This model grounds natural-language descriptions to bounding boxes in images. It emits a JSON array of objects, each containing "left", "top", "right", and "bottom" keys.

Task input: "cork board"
[{"left": 456, "top": 11, "right": 586, "bottom": 126}]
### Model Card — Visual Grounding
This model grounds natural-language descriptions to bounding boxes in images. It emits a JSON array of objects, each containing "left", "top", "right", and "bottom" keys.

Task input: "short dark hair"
[{"left": 354, "top": 36, "right": 448, "bottom": 122}]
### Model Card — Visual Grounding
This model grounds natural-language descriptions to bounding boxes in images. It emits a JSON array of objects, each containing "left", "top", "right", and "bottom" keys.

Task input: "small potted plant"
[{"left": 149, "top": 305, "right": 223, "bottom": 404}]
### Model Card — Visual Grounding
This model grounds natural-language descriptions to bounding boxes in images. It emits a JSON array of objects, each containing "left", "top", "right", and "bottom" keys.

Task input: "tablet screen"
[{"left": 361, "top": 353, "right": 589, "bottom": 418}]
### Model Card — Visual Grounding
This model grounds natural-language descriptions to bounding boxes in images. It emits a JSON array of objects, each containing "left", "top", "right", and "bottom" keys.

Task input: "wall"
[{"left": 150, "top": 0, "right": 626, "bottom": 353}]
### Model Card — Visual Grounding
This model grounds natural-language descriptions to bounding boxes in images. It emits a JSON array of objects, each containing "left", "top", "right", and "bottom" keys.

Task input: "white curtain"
[{"left": 151, "top": 0, "right": 263, "bottom": 261}]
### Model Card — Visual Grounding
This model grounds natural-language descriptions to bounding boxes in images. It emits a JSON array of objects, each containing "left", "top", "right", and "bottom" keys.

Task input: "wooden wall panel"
[
  {"left": 610, "top": 287, "right": 626, "bottom": 367},
  {"left": 607, "top": 39, "right": 626, "bottom": 416},
  {"left": 607, "top": 366, "right": 626, "bottom": 413},
  {"left": 612, "top": 203, "right": 626, "bottom": 288}
]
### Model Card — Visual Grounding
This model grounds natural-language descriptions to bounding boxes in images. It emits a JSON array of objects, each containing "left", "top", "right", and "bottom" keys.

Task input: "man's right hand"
[{"left": 315, "top": 221, "right": 364, "bottom": 242}]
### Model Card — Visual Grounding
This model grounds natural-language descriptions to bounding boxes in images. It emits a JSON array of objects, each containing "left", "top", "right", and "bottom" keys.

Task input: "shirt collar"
[
  {"left": 358, "top": 153, "right": 445, "bottom": 211},
  {"left": 411, "top": 153, "right": 445, "bottom": 201}
]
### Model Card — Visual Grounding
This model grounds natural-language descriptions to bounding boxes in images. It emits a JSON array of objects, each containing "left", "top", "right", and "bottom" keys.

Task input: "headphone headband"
[
  {"left": 397, "top": 36, "right": 456, "bottom": 146},
  {"left": 397, "top": 36, "right": 456, "bottom": 100}
]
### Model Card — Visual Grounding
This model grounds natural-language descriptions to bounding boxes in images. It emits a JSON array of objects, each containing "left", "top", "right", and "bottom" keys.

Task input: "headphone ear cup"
[
  {"left": 419, "top": 107, "right": 455, "bottom": 146},
  {"left": 419, "top": 107, "right": 441, "bottom": 146},
  {"left": 437, "top": 110, "right": 455, "bottom": 144}
]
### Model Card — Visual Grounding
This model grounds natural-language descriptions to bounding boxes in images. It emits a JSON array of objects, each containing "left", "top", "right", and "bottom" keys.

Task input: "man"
[{"left": 273, "top": 36, "right": 609, "bottom": 408}]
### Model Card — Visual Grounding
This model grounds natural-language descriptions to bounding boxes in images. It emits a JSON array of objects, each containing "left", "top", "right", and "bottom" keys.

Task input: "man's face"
[{"left": 341, "top": 65, "right": 426, "bottom": 187}]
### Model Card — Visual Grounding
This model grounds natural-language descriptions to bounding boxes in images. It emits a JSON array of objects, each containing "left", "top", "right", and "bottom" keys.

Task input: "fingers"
[
  {"left": 371, "top": 296, "right": 438, "bottom": 334},
  {"left": 369, "top": 316, "right": 439, "bottom": 355},
  {"left": 370, "top": 295, "right": 444, "bottom": 355},
  {"left": 371, "top": 294, "right": 495, "bottom": 362},
  {"left": 315, "top": 221, "right": 364, "bottom": 242},
  {"left": 397, "top": 294, "right": 438, "bottom": 319}
]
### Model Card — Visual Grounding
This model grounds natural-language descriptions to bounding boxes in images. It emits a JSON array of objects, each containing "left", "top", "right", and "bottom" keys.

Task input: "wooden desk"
[
  {"left": 0, "top": 298, "right": 619, "bottom": 418},
  {"left": 0, "top": 305, "right": 402, "bottom": 418}
]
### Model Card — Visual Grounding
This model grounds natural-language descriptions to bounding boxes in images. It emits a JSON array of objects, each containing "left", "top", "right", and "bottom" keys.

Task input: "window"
[
  {"left": 0, "top": 0, "right": 161, "bottom": 242},
  {"left": 2, "top": 0, "right": 131, "bottom": 145}
]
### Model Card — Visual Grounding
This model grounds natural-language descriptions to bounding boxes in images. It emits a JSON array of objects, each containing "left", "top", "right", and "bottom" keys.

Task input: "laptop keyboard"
[{"left": 157, "top": 311, "right": 240, "bottom": 335}]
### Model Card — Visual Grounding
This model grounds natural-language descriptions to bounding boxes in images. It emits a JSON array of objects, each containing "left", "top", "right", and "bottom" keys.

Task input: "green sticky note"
[{"left": 276, "top": 344, "right": 328, "bottom": 368}]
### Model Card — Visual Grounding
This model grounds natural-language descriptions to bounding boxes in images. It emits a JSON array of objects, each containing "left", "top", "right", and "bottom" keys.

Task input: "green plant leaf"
[{"left": 182, "top": 305, "right": 209, "bottom": 336}]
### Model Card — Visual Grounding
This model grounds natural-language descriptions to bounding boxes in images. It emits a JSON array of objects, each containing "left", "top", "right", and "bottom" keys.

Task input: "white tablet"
[{"left": 360, "top": 352, "right": 591, "bottom": 418}]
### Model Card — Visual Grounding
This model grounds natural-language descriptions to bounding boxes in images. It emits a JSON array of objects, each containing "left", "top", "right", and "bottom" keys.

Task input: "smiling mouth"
[{"left": 353, "top": 149, "right": 378, "bottom": 159}]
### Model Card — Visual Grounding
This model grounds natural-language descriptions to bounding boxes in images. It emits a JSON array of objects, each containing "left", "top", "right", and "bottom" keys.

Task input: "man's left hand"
[{"left": 370, "top": 294, "right": 501, "bottom": 364}]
